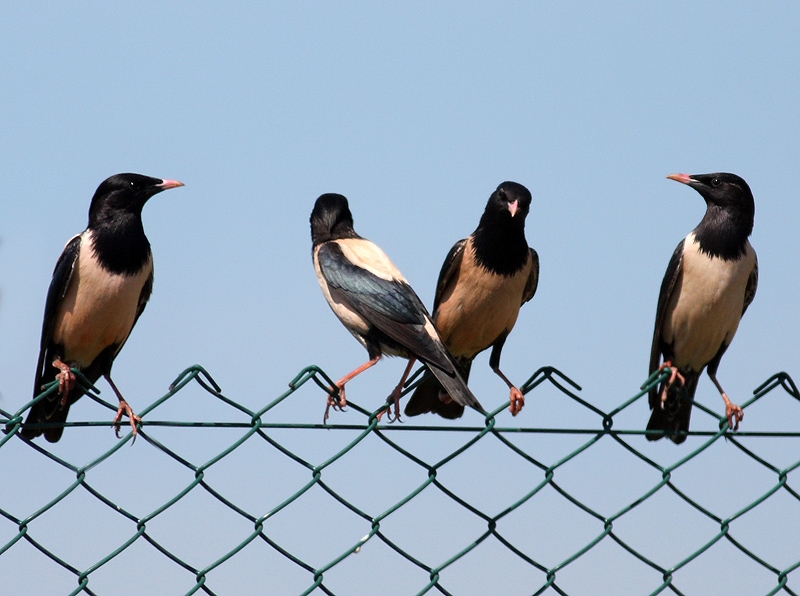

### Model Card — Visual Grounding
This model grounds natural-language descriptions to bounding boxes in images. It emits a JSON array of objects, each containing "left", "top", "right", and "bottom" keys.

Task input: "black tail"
[
  {"left": 22, "top": 369, "right": 89, "bottom": 442},
  {"left": 647, "top": 372, "right": 699, "bottom": 444},
  {"left": 404, "top": 372, "right": 465, "bottom": 419},
  {"left": 22, "top": 397, "right": 70, "bottom": 443},
  {"left": 405, "top": 359, "right": 473, "bottom": 419}
]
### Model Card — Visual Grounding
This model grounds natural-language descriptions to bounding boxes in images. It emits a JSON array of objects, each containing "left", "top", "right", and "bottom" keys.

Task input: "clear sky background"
[{"left": 1, "top": 3, "right": 799, "bottom": 595}]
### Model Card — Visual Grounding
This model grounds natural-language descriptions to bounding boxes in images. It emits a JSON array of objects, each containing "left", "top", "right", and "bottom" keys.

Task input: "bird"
[
  {"left": 22, "top": 173, "right": 184, "bottom": 443},
  {"left": 310, "top": 193, "right": 482, "bottom": 422},
  {"left": 405, "top": 181, "right": 539, "bottom": 419},
  {"left": 647, "top": 172, "right": 757, "bottom": 443}
]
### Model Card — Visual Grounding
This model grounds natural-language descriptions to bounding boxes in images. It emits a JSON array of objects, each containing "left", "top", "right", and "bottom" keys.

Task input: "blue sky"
[{"left": 1, "top": 3, "right": 799, "bottom": 595}]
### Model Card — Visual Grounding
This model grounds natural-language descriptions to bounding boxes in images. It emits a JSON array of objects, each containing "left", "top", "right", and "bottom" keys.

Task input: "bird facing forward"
[
  {"left": 23, "top": 173, "right": 184, "bottom": 442},
  {"left": 310, "top": 193, "right": 482, "bottom": 421},
  {"left": 405, "top": 181, "right": 539, "bottom": 419},
  {"left": 647, "top": 172, "right": 758, "bottom": 443}
]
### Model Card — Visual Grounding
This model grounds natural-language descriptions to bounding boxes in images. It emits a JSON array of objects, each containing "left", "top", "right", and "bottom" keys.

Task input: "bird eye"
[{"left": 711, "top": 177, "right": 721, "bottom": 187}]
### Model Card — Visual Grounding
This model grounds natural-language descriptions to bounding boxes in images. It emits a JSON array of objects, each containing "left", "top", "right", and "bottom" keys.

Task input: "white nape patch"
[
  {"left": 334, "top": 238, "right": 407, "bottom": 283},
  {"left": 664, "top": 232, "right": 757, "bottom": 371},
  {"left": 52, "top": 231, "right": 153, "bottom": 367},
  {"left": 313, "top": 245, "right": 370, "bottom": 348}
]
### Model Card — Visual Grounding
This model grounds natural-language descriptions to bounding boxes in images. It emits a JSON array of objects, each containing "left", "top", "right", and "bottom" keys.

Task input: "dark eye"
[{"left": 711, "top": 177, "right": 721, "bottom": 187}]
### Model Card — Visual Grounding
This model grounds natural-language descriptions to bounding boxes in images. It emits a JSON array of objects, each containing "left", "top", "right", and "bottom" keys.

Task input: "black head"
[
  {"left": 472, "top": 181, "right": 533, "bottom": 275},
  {"left": 668, "top": 172, "right": 754, "bottom": 215},
  {"left": 310, "top": 193, "right": 360, "bottom": 245},
  {"left": 479, "top": 181, "right": 532, "bottom": 229},
  {"left": 668, "top": 172, "right": 755, "bottom": 258},
  {"left": 88, "top": 173, "right": 184, "bottom": 227}
]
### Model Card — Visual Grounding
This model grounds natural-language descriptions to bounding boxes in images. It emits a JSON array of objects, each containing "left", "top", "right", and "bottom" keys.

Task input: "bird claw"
[
  {"left": 659, "top": 361, "right": 686, "bottom": 388},
  {"left": 375, "top": 402, "right": 401, "bottom": 423},
  {"left": 722, "top": 393, "right": 744, "bottom": 432},
  {"left": 658, "top": 361, "right": 685, "bottom": 407},
  {"left": 53, "top": 359, "right": 76, "bottom": 406},
  {"left": 509, "top": 387, "right": 525, "bottom": 416},
  {"left": 323, "top": 385, "right": 347, "bottom": 423},
  {"left": 375, "top": 385, "right": 404, "bottom": 423},
  {"left": 386, "top": 387, "right": 403, "bottom": 423},
  {"left": 112, "top": 399, "right": 141, "bottom": 441}
]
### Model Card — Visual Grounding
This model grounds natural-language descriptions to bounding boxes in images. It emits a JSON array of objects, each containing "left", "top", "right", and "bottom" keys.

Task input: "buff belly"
[
  {"left": 664, "top": 234, "right": 756, "bottom": 371},
  {"left": 53, "top": 239, "right": 152, "bottom": 368}
]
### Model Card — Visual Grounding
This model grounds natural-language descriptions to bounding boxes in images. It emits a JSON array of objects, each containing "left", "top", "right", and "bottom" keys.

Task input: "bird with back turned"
[{"left": 311, "top": 193, "right": 482, "bottom": 422}]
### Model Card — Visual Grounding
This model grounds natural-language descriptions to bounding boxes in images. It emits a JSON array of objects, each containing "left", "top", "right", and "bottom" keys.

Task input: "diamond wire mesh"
[{"left": 1, "top": 364, "right": 799, "bottom": 595}]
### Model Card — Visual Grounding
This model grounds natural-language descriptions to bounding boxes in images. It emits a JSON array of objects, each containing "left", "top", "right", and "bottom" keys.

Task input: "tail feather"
[
  {"left": 404, "top": 372, "right": 466, "bottom": 419},
  {"left": 405, "top": 359, "right": 475, "bottom": 419},
  {"left": 646, "top": 373, "right": 699, "bottom": 444},
  {"left": 23, "top": 370, "right": 90, "bottom": 442},
  {"left": 428, "top": 364, "right": 481, "bottom": 412},
  {"left": 22, "top": 398, "right": 70, "bottom": 443}
]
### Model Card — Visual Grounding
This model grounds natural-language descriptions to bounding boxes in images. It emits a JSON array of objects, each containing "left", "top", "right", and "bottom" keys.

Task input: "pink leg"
[
  {"left": 709, "top": 371, "right": 744, "bottom": 431},
  {"left": 324, "top": 355, "right": 381, "bottom": 423},
  {"left": 377, "top": 358, "right": 416, "bottom": 422}
]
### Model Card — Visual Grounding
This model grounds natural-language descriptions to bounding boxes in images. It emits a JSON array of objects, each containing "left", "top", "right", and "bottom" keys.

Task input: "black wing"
[
  {"left": 648, "top": 239, "right": 684, "bottom": 409},
  {"left": 318, "top": 242, "right": 480, "bottom": 409},
  {"left": 742, "top": 257, "right": 758, "bottom": 316},
  {"left": 522, "top": 247, "right": 540, "bottom": 305},
  {"left": 33, "top": 235, "right": 81, "bottom": 396},
  {"left": 432, "top": 239, "right": 466, "bottom": 314},
  {"left": 318, "top": 242, "right": 427, "bottom": 324},
  {"left": 24, "top": 235, "right": 81, "bottom": 441},
  {"left": 318, "top": 242, "right": 448, "bottom": 368}
]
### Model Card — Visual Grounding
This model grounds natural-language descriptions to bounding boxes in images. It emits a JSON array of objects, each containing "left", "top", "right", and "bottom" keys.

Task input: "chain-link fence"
[{"left": 2, "top": 364, "right": 798, "bottom": 595}]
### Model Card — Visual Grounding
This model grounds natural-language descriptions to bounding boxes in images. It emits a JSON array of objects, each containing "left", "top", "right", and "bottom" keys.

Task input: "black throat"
[
  {"left": 693, "top": 204, "right": 751, "bottom": 261},
  {"left": 471, "top": 215, "right": 530, "bottom": 276},
  {"left": 89, "top": 213, "right": 152, "bottom": 275}
]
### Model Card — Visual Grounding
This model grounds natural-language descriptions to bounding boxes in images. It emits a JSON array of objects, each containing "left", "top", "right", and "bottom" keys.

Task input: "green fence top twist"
[{"left": 1, "top": 364, "right": 798, "bottom": 595}]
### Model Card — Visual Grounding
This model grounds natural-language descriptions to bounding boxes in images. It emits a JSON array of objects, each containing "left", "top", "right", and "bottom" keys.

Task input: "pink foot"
[
  {"left": 721, "top": 393, "right": 744, "bottom": 431},
  {"left": 323, "top": 384, "right": 347, "bottom": 423},
  {"left": 385, "top": 386, "right": 403, "bottom": 422},
  {"left": 53, "top": 358, "right": 76, "bottom": 406},
  {"left": 509, "top": 386, "right": 525, "bottom": 416},
  {"left": 112, "top": 399, "right": 141, "bottom": 440},
  {"left": 658, "top": 361, "right": 686, "bottom": 407}
]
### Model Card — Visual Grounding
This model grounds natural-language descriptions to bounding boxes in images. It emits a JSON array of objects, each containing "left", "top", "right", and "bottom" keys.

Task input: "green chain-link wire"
[{"left": 2, "top": 364, "right": 798, "bottom": 595}]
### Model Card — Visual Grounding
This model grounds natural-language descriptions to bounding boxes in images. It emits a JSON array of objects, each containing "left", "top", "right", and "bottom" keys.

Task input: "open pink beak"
[{"left": 508, "top": 200, "right": 519, "bottom": 217}]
